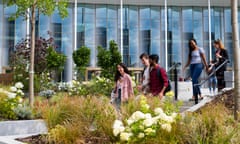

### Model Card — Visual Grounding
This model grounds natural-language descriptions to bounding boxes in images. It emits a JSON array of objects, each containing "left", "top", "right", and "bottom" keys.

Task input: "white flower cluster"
[
  {"left": 57, "top": 82, "right": 71, "bottom": 91},
  {"left": 8, "top": 82, "right": 24, "bottom": 99},
  {"left": 112, "top": 95, "right": 178, "bottom": 142}
]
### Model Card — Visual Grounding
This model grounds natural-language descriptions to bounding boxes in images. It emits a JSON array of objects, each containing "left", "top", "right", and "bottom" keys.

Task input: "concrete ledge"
[
  {"left": 0, "top": 120, "right": 47, "bottom": 136},
  {"left": 0, "top": 120, "right": 47, "bottom": 144},
  {"left": 0, "top": 137, "right": 23, "bottom": 144},
  {"left": 185, "top": 97, "right": 213, "bottom": 112}
]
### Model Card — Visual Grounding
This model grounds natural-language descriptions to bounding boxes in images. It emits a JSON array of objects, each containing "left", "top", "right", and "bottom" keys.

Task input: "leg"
[
  {"left": 208, "top": 79, "right": 212, "bottom": 93},
  {"left": 216, "top": 70, "right": 225, "bottom": 92},
  {"left": 190, "top": 63, "right": 203, "bottom": 104},
  {"left": 212, "top": 77, "right": 217, "bottom": 94}
]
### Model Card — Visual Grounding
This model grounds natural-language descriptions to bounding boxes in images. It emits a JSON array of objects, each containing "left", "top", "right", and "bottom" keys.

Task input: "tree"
[
  {"left": 46, "top": 46, "right": 67, "bottom": 81},
  {"left": 72, "top": 46, "right": 91, "bottom": 81},
  {"left": 9, "top": 35, "right": 58, "bottom": 91},
  {"left": 3, "top": 0, "right": 68, "bottom": 107},
  {"left": 97, "top": 40, "right": 122, "bottom": 79},
  {"left": 231, "top": 0, "right": 240, "bottom": 120}
]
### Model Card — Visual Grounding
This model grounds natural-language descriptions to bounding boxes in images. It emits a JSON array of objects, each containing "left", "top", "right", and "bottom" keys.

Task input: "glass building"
[{"left": 0, "top": 0, "right": 239, "bottom": 81}]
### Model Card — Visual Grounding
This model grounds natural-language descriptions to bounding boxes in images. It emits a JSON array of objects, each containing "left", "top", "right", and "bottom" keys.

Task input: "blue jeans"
[
  {"left": 208, "top": 76, "right": 217, "bottom": 92},
  {"left": 190, "top": 63, "right": 203, "bottom": 104},
  {"left": 115, "top": 89, "right": 121, "bottom": 111}
]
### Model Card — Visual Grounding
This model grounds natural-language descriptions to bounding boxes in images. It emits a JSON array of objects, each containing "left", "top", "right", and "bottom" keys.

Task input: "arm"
[
  {"left": 159, "top": 68, "right": 168, "bottom": 99},
  {"left": 127, "top": 75, "right": 134, "bottom": 97},
  {"left": 183, "top": 57, "right": 190, "bottom": 71}
]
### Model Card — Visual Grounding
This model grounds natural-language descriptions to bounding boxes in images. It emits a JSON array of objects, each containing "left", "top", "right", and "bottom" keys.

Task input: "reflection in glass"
[
  {"left": 96, "top": 5, "right": 107, "bottom": 18},
  {"left": 108, "top": 5, "right": 117, "bottom": 19}
]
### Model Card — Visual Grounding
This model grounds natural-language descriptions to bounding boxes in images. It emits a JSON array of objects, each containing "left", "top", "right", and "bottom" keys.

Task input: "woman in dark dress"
[{"left": 213, "top": 39, "right": 229, "bottom": 92}]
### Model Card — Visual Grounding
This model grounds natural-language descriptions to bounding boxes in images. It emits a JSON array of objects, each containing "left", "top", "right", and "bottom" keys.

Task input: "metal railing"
[
  {"left": 194, "top": 59, "right": 229, "bottom": 87},
  {"left": 192, "top": 59, "right": 229, "bottom": 103}
]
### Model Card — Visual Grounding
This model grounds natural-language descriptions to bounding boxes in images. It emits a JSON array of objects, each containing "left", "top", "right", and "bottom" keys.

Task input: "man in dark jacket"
[{"left": 149, "top": 54, "right": 169, "bottom": 100}]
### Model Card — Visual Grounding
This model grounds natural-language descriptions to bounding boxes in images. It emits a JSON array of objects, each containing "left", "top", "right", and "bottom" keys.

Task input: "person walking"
[
  {"left": 138, "top": 53, "right": 150, "bottom": 94},
  {"left": 113, "top": 63, "right": 134, "bottom": 110},
  {"left": 183, "top": 38, "right": 208, "bottom": 104},
  {"left": 208, "top": 60, "right": 218, "bottom": 95},
  {"left": 213, "top": 39, "right": 229, "bottom": 92},
  {"left": 149, "top": 54, "right": 169, "bottom": 100}
]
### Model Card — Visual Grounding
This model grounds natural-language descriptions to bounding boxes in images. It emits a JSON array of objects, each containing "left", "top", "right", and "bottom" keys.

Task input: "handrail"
[
  {"left": 194, "top": 59, "right": 229, "bottom": 87},
  {"left": 166, "top": 62, "right": 181, "bottom": 100},
  {"left": 167, "top": 62, "right": 181, "bottom": 73}
]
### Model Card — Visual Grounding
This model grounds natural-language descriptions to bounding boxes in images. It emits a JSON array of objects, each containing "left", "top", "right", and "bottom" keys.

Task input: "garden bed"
[{"left": 17, "top": 89, "right": 237, "bottom": 144}]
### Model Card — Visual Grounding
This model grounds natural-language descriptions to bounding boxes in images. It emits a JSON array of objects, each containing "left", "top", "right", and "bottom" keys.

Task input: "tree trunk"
[
  {"left": 231, "top": 0, "right": 240, "bottom": 120},
  {"left": 29, "top": 2, "right": 36, "bottom": 107}
]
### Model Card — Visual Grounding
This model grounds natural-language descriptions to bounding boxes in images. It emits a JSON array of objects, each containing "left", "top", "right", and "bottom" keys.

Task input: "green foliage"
[
  {"left": 72, "top": 46, "right": 91, "bottom": 81},
  {"left": 97, "top": 40, "right": 122, "bottom": 79},
  {"left": 0, "top": 92, "right": 18, "bottom": 120},
  {"left": 87, "top": 76, "right": 114, "bottom": 96},
  {"left": 66, "top": 77, "right": 114, "bottom": 97},
  {"left": 46, "top": 46, "right": 67, "bottom": 72},
  {"left": 3, "top": 0, "right": 68, "bottom": 20},
  {"left": 13, "top": 105, "right": 33, "bottom": 120},
  {"left": 72, "top": 46, "right": 90, "bottom": 67}
]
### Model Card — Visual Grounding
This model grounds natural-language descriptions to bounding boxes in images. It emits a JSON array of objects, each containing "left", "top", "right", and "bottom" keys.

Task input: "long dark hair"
[
  {"left": 188, "top": 38, "right": 197, "bottom": 60},
  {"left": 114, "top": 63, "right": 131, "bottom": 82}
]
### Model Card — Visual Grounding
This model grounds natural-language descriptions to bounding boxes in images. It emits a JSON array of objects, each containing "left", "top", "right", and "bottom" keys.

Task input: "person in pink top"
[{"left": 113, "top": 63, "right": 134, "bottom": 110}]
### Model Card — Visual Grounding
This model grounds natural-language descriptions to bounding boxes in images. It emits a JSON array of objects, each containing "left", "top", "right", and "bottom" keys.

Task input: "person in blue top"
[{"left": 183, "top": 38, "right": 208, "bottom": 104}]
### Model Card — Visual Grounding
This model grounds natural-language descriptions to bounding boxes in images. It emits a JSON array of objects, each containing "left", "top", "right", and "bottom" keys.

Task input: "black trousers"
[{"left": 216, "top": 70, "right": 225, "bottom": 91}]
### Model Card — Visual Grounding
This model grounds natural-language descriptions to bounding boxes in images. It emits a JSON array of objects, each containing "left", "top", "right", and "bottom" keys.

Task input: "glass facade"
[{"left": 0, "top": 1, "right": 238, "bottom": 81}]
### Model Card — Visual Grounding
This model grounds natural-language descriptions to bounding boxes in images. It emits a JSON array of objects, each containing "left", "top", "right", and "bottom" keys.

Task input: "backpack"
[{"left": 157, "top": 67, "right": 171, "bottom": 94}]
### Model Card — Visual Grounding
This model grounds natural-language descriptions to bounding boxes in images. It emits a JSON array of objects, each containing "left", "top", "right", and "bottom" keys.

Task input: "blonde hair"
[{"left": 214, "top": 39, "right": 225, "bottom": 50}]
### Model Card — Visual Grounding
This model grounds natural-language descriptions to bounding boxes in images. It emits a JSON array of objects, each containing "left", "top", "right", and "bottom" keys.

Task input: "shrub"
[
  {"left": 180, "top": 103, "right": 240, "bottom": 144},
  {"left": 97, "top": 40, "right": 122, "bottom": 79},
  {"left": 42, "top": 96, "right": 117, "bottom": 143},
  {"left": 0, "top": 92, "right": 20, "bottom": 120},
  {"left": 13, "top": 105, "right": 33, "bottom": 120},
  {"left": 72, "top": 46, "right": 91, "bottom": 81},
  {"left": 113, "top": 95, "right": 179, "bottom": 143}
]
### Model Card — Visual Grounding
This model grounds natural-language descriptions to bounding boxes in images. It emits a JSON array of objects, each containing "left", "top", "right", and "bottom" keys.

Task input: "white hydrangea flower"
[
  {"left": 143, "top": 118, "right": 154, "bottom": 127},
  {"left": 160, "top": 114, "right": 174, "bottom": 123},
  {"left": 113, "top": 127, "right": 125, "bottom": 136},
  {"left": 120, "top": 132, "right": 132, "bottom": 141},
  {"left": 17, "top": 89, "right": 22, "bottom": 94},
  {"left": 7, "top": 92, "right": 16, "bottom": 99},
  {"left": 144, "top": 128, "right": 156, "bottom": 135},
  {"left": 144, "top": 113, "right": 152, "bottom": 119},
  {"left": 18, "top": 104, "right": 23, "bottom": 107},
  {"left": 15, "top": 82, "right": 24, "bottom": 89},
  {"left": 10, "top": 86, "right": 17, "bottom": 92},
  {"left": 113, "top": 120, "right": 123, "bottom": 128},
  {"left": 161, "top": 123, "right": 172, "bottom": 132},
  {"left": 130, "top": 111, "right": 145, "bottom": 122},
  {"left": 171, "top": 112, "right": 178, "bottom": 119},
  {"left": 138, "top": 133, "right": 145, "bottom": 138},
  {"left": 154, "top": 107, "right": 164, "bottom": 115},
  {"left": 18, "top": 97, "right": 23, "bottom": 103},
  {"left": 126, "top": 119, "right": 134, "bottom": 125},
  {"left": 113, "top": 120, "right": 125, "bottom": 136}
]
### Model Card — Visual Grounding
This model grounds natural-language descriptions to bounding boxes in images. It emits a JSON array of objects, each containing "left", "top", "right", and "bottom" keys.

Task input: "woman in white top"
[
  {"left": 138, "top": 53, "right": 150, "bottom": 94},
  {"left": 183, "top": 38, "right": 208, "bottom": 104}
]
